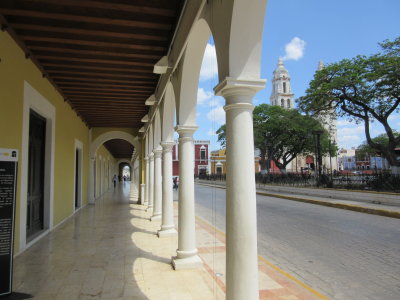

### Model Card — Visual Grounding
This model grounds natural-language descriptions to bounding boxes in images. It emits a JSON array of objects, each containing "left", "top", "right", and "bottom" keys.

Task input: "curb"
[{"left": 196, "top": 182, "right": 400, "bottom": 219}]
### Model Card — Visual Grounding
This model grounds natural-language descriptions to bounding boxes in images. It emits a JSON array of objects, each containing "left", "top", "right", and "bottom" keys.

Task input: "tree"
[
  {"left": 298, "top": 37, "right": 400, "bottom": 173},
  {"left": 357, "top": 132, "right": 400, "bottom": 160},
  {"left": 216, "top": 104, "right": 331, "bottom": 173}
]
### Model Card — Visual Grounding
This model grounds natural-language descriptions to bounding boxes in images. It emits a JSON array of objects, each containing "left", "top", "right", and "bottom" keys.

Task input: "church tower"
[{"left": 270, "top": 58, "right": 294, "bottom": 109}]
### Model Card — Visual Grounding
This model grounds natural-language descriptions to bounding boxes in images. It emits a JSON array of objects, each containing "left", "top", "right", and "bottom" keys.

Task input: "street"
[{"left": 192, "top": 184, "right": 400, "bottom": 300}]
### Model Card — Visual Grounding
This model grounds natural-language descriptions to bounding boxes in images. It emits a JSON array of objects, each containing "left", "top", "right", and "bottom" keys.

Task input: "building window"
[
  {"left": 283, "top": 82, "right": 287, "bottom": 93},
  {"left": 281, "top": 99, "right": 284, "bottom": 107},
  {"left": 200, "top": 146, "right": 206, "bottom": 162},
  {"left": 287, "top": 99, "right": 291, "bottom": 108}
]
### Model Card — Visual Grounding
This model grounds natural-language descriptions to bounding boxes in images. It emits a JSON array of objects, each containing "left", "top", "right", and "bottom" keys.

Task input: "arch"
[
  {"left": 229, "top": 0, "right": 267, "bottom": 78},
  {"left": 161, "top": 81, "right": 176, "bottom": 142},
  {"left": 173, "top": 18, "right": 212, "bottom": 126},
  {"left": 153, "top": 109, "right": 162, "bottom": 150},
  {"left": 90, "top": 130, "right": 140, "bottom": 158}
]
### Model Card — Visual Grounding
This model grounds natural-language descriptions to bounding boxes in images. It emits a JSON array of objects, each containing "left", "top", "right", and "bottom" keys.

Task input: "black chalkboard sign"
[{"left": 0, "top": 149, "right": 18, "bottom": 296}]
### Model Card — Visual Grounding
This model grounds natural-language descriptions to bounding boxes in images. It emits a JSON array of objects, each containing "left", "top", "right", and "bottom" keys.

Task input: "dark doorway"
[
  {"left": 27, "top": 110, "right": 46, "bottom": 240},
  {"left": 75, "top": 149, "right": 79, "bottom": 209}
]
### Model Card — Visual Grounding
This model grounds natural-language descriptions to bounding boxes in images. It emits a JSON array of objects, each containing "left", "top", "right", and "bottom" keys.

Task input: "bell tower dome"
[{"left": 269, "top": 58, "right": 294, "bottom": 109}]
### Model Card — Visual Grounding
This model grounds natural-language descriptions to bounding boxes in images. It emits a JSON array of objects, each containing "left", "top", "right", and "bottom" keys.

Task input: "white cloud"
[
  {"left": 197, "top": 88, "right": 213, "bottom": 105},
  {"left": 282, "top": 37, "right": 306, "bottom": 61},
  {"left": 209, "top": 96, "right": 222, "bottom": 107},
  {"left": 207, "top": 129, "right": 218, "bottom": 136},
  {"left": 207, "top": 105, "right": 225, "bottom": 125},
  {"left": 199, "top": 43, "right": 218, "bottom": 81},
  {"left": 338, "top": 135, "right": 363, "bottom": 149}
]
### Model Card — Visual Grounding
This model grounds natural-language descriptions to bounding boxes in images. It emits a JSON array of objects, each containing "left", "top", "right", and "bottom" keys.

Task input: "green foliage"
[
  {"left": 298, "top": 37, "right": 400, "bottom": 168},
  {"left": 215, "top": 104, "right": 333, "bottom": 171},
  {"left": 216, "top": 124, "right": 226, "bottom": 147},
  {"left": 357, "top": 132, "right": 400, "bottom": 158}
]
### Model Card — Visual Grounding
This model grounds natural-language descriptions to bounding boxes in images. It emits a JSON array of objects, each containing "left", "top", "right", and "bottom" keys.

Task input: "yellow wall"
[{"left": 0, "top": 30, "right": 90, "bottom": 252}]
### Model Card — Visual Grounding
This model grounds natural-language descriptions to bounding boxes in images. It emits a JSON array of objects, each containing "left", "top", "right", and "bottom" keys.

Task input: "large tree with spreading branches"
[
  {"left": 298, "top": 37, "right": 400, "bottom": 173},
  {"left": 217, "top": 104, "right": 332, "bottom": 173}
]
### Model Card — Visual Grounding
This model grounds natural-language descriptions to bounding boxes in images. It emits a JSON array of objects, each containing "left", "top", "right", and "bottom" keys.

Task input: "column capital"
[
  {"left": 175, "top": 125, "right": 198, "bottom": 138},
  {"left": 153, "top": 149, "right": 163, "bottom": 158},
  {"left": 144, "top": 156, "right": 149, "bottom": 161},
  {"left": 214, "top": 77, "right": 266, "bottom": 100},
  {"left": 149, "top": 152, "right": 154, "bottom": 161},
  {"left": 161, "top": 141, "right": 175, "bottom": 152}
]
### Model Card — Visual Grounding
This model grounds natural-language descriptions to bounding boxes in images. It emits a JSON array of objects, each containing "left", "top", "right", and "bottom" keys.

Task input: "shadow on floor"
[{"left": 0, "top": 292, "right": 33, "bottom": 300}]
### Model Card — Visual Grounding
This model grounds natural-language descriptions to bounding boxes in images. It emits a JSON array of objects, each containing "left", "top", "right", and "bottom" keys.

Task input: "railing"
[{"left": 199, "top": 172, "right": 400, "bottom": 193}]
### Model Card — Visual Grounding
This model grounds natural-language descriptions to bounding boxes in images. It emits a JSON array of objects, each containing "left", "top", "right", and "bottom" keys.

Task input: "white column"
[
  {"left": 215, "top": 77, "right": 265, "bottom": 300},
  {"left": 151, "top": 149, "right": 162, "bottom": 221},
  {"left": 172, "top": 126, "right": 202, "bottom": 269},
  {"left": 144, "top": 156, "right": 149, "bottom": 206},
  {"left": 88, "top": 156, "right": 96, "bottom": 204},
  {"left": 158, "top": 141, "right": 177, "bottom": 237},
  {"left": 147, "top": 153, "right": 154, "bottom": 210}
]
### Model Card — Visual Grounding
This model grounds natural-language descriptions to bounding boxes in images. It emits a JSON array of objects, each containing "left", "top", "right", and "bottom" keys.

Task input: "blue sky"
[{"left": 194, "top": 0, "right": 400, "bottom": 150}]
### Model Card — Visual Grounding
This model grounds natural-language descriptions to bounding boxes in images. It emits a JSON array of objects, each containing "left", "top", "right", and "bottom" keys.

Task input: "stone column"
[
  {"left": 88, "top": 156, "right": 96, "bottom": 204},
  {"left": 215, "top": 77, "right": 265, "bottom": 300},
  {"left": 144, "top": 156, "right": 149, "bottom": 206},
  {"left": 158, "top": 141, "right": 177, "bottom": 237},
  {"left": 151, "top": 149, "right": 162, "bottom": 221},
  {"left": 172, "top": 126, "right": 202, "bottom": 269},
  {"left": 147, "top": 153, "right": 154, "bottom": 210}
]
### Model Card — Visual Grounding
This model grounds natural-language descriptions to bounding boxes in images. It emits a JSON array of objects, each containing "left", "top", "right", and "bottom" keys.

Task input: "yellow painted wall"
[{"left": 0, "top": 30, "right": 90, "bottom": 252}]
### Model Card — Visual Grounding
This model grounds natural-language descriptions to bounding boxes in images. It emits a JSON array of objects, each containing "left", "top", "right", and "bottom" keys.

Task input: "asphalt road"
[{"left": 192, "top": 184, "right": 400, "bottom": 300}]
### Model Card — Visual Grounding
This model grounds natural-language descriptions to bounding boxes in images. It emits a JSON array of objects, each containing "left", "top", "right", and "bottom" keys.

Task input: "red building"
[{"left": 172, "top": 140, "right": 210, "bottom": 178}]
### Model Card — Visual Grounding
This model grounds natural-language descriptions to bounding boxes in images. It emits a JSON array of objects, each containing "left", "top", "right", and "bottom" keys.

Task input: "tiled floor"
[{"left": 11, "top": 183, "right": 327, "bottom": 299}]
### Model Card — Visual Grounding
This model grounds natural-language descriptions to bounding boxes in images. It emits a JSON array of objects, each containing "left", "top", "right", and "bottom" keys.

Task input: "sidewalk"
[
  {"left": 10, "top": 183, "right": 328, "bottom": 300},
  {"left": 196, "top": 180, "right": 400, "bottom": 219}
]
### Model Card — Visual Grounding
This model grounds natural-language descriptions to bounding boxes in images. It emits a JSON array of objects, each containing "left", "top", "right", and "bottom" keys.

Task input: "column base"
[
  {"left": 150, "top": 214, "right": 161, "bottom": 221},
  {"left": 157, "top": 228, "right": 177, "bottom": 237},
  {"left": 146, "top": 205, "right": 153, "bottom": 212},
  {"left": 171, "top": 255, "right": 202, "bottom": 270}
]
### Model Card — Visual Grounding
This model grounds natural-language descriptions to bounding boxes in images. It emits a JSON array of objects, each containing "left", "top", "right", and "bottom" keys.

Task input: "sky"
[{"left": 193, "top": 0, "right": 400, "bottom": 151}]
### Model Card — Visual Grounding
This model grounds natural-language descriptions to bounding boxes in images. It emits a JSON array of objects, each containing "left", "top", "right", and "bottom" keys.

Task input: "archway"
[{"left": 89, "top": 130, "right": 140, "bottom": 203}]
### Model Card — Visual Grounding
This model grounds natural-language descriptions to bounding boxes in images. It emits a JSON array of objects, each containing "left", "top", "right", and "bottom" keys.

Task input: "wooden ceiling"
[
  {"left": 104, "top": 139, "right": 135, "bottom": 159},
  {"left": 0, "top": 0, "right": 183, "bottom": 129}
]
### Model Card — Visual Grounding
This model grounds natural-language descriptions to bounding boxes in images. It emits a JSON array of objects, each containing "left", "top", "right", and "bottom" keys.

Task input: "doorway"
[
  {"left": 74, "top": 143, "right": 83, "bottom": 210},
  {"left": 27, "top": 110, "right": 46, "bottom": 240}
]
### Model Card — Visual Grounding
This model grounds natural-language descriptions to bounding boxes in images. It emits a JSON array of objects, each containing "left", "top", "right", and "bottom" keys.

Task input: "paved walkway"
[{"left": 10, "top": 183, "right": 327, "bottom": 299}]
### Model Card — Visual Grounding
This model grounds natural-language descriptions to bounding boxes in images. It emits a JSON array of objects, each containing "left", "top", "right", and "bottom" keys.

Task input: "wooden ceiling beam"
[
  {"left": 43, "top": 63, "right": 150, "bottom": 74},
  {"left": 47, "top": 70, "right": 155, "bottom": 79},
  {"left": 64, "top": 90, "right": 150, "bottom": 96},
  {"left": 50, "top": 75, "right": 156, "bottom": 85},
  {"left": 0, "top": 9, "right": 172, "bottom": 30},
  {"left": 61, "top": 87, "right": 152, "bottom": 93},
  {"left": 55, "top": 81, "right": 152, "bottom": 89},
  {"left": 37, "top": 55, "right": 154, "bottom": 67},
  {"left": 27, "top": 45, "right": 162, "bottom": 60},
  {"left": 20, "top": 0, "right": 177, "bottom": 17},
  {"left": 11, "top": 23, "right": 169, "bottom": 41},
  {"left": 20, "top": 35, "right": 165, "bottom": 51}
]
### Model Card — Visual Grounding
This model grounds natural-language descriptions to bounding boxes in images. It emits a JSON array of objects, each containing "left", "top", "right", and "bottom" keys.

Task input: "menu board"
[{"left": 0, "top": 148, "right": 18, "bottom": 296}]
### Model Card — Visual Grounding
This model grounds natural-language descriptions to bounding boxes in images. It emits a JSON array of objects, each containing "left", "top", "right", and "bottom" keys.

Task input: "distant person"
[
  {"left": 113, "top": 174, "right": 118, "bottom": 189},
  {"left": 123, "top": 175, "right": 126, "bottom": 185},
  {"left": 173, "top": 177, "right": 178, "bottom": 190}
]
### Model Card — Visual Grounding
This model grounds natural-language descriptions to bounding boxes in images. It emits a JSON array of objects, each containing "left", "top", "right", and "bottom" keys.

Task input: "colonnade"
[{"left": 137, "top": 1, "right": 267, "bottom": 298}]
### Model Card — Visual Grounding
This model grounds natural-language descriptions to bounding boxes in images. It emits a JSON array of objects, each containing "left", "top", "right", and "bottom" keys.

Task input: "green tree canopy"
[
  {"left": 216, "top": 104, "right": 333, "bottom": 172},
  {"left": 357, "top": 132, "right": 400, "bottom": 159},
  {"left": 297, "top": 37, "right": 400, "bottom": 172}
]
